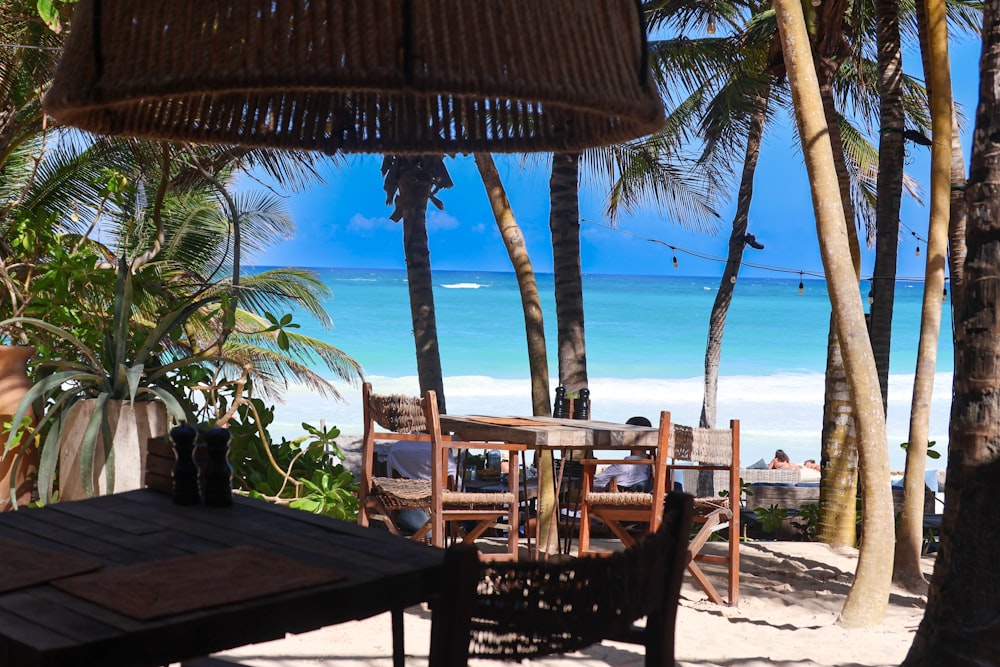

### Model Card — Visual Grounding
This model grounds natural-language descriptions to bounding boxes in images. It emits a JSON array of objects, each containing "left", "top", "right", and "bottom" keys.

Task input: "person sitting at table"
[
  {"left": 386, "top": 440, "right": 458, "bottom": 534},
  {"left": 591, "top": 416, "right": 654, "bottom": 492},
  {"left": 768, "top": 449, "right": 801, "bottom": 470}
]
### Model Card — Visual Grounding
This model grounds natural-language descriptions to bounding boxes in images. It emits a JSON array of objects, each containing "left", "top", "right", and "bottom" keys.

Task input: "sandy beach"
[
  {"left": 209, "top": 538, "right": 932, "bottom": 666},
  {"left": 206, "top": 437, "right": 932, "bottom": 667}
]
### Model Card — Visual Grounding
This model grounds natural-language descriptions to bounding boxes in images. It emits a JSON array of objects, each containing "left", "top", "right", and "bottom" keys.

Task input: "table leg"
[{"left": 392, "top": 607, "right": 404, "bottom": 667}]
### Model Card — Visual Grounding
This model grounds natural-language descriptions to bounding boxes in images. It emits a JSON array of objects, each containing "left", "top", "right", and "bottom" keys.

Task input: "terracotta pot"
[
  {"left": 0, "top": 345, "right": 37, "bottom": 510},
  {"left": 58, "top": 399, "right": 169, "bottom": 501}
]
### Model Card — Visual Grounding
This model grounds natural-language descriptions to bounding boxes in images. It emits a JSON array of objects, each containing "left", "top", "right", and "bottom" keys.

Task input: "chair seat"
[
  {"left": 443, "top": 491, "right": 516, "bottom": 506},
  {"left": 692, "top": 496, "right": 729, "bottom": 516},
  {"left": 372, "top": 477, "right": 433, "bottom": 509},
  {"left": 585, "top": 491, "right": 653, "bottom": 505}
]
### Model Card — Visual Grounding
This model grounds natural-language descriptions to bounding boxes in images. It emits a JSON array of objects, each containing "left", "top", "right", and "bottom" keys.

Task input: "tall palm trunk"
[
  {"left": 382, "top": 156, "right": 450, "bottom": 411},
  {"left": 870, "top": 0, "right": 907, "bottom": 414},
  {"left": 773, "top": 0, "right": 894, "bottom": 627},
  {"left": 700, "top": 94, "right": 768, "bottom": 431},
  {"left": 475, "top": 154, "right": 551, "bottom": 417},
  {"left": 816, "top": 55, "right": 866, "bottom": 549},
  {"left": 905, "top": 0, "right": 1000, "bottom": 657},
  {"left": 893, "top": 0, "right": 954, "bottom": 590},
  {"left": 550, "top": 153, "right": 588, "bottom": 394}
]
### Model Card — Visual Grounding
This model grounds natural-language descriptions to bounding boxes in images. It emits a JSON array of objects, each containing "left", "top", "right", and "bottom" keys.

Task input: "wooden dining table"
[
  {"left": 438, "top": 415, "right": 665, "bottom": 556},
  {"left": 0, "top": 488, "right": 446, "bottom": 667}
]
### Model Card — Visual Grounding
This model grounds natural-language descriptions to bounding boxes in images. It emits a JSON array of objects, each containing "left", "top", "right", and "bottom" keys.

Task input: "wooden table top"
[
  {"left": 0, "top": 489, "right": 445, "bottom": 667},
  {"left": 439, "top": 414, "right": 664, "bottom": 451}
]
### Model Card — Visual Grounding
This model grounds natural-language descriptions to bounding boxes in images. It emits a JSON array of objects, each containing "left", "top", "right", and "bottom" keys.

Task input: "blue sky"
[{"left": 253, "top": 37, "right": 983, "bottom": 281}]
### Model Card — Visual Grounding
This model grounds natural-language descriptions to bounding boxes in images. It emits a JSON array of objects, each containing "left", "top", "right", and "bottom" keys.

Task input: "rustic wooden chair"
[
  {"left": 429, "top": 492, "right": 694, "bottom": 667},
  {"left": 576, "top": 411, "right": 672, "bottom": 555},
  {"left": 665, "top": 419, "right": 741, "bottom": 607},
  {"left": 422, "top": 390, "right": 526, "bottom": 561},
  {"left": 357, "top": 382, "right": 440, "bottom": 540}
]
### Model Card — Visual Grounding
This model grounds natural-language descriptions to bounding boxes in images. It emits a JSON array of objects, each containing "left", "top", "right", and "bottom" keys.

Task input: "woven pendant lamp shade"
[{"left": 44, "top": 0, "right": 665, "bottom": 155}]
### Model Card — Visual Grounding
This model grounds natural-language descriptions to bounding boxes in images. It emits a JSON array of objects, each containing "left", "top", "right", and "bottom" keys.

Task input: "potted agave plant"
[{"left": 1, "top": 256, "right": 226, "bottom": 504}]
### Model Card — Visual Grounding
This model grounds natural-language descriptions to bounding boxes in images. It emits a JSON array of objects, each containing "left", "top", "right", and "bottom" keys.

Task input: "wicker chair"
[
  {"left": 358, "top": 382, "right": 439, "bottom": 541},
  {"left": 576, "top": 411, "right": 672, "bottom": 554},
  {"left": 422, "top": 390, "right": 526, "bottom": 562},
  {"left": 428, "top": 492, "right": 694, "bottom": 667},
  {"left": 666, "top": 419, "right": 741, "bottom": 607}
]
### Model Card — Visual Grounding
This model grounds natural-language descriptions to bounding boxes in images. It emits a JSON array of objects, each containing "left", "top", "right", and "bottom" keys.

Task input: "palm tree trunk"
[
  {"left": 550, "top": 152, "right": 588, "bottom": 394},
  {"left": 475, "top": 154, "right": 551, "bottom": 417},
  {"left": 395, "top": 160, "right": 446, "bottom": 412},
  {"left": 893, "top": 0, "right": 954, "bottom": 590},
  {"left": 700, "top": 94, "right": 768, "bottom": 430},
  {"left": 817, "top": 320, "right": 860, "bottom": 547},
  {"left": 905, "top": 0, "right": 1000, "bottom": 657},
  {"left": 773, "top": 0, "right": 894, "bottom": 627},
  {"left": 870, "top": 0, "right": 906, "bottom": 414}
]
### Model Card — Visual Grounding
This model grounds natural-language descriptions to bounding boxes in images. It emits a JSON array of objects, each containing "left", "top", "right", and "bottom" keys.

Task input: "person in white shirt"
[
  {"left": 592, "top": 416, "right": 654, "bottom": 492},
  {"left": 386, "top": 440, "right": 458, "bottom": 534}
]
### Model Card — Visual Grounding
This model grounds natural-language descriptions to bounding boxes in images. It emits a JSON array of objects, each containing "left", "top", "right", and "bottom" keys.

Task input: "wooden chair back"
[
  {"left": 358, "top": 382, "right": 437, "bottom": 539},
  {"left": 422, "top": 390, "right": 526, "bottom": 561},
  {"left": 666, "top": 419, "right": 741, "bottom": 606},
  {"left": 429, "top": 492, "right": 695, "bottom": 667},
  {"left": 576, "top": 411, "right": 672, "bottom": 554}
]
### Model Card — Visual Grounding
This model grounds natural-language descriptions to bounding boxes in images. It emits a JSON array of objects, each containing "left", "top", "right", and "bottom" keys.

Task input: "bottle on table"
[{"left": 170, "top": 422, "right": 201, "bottom": 505}]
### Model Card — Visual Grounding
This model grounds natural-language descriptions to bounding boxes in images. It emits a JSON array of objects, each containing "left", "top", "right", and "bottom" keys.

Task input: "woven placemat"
[
  {"left": 466, "top": 417, "right": 551, "bottom": 427},
  {"left": 53, "top": 545, "right": 344, "bottom": 621},
  {"left": 0, "top": 538, "right": 104, "bottom": 593}
]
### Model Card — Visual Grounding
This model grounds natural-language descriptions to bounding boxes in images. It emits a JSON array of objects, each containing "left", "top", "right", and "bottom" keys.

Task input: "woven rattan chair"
[
  {"left": 666, "top": 420, "right": 741, "bottom": 607},
  {"left": 428, "top": 492, "right": 695, "bottom": 667},
  {"left": 577, "top": 411, "right": 672, "bottom": 555},
  {"left": 422, "top": 390, "right": 526, "bottom": 562},
  {"left": 358, "top": 382, "right": 438, "bottom": 540}
]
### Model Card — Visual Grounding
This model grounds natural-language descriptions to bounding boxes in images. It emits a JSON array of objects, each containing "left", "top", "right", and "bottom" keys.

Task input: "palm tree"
[
  {"left": 381, "top": 155, "right": 452, "bottom": 412},
  {"left": 772, "top": 0, "right": 895, "bottom": 627}
]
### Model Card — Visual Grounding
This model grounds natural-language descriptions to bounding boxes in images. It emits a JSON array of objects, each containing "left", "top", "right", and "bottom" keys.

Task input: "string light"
[
  {"left": 706, "top": 16, "right": 717, "bottom": 34},
  {"left": 811, "top": 0, "right": 821, "bottom": 6},
  {"left": 671, "top": 249, "right": 679, "bottom": 269},
  {"left": 798, "top": 272, "right": 804, "bottom": 295},
  {"left": 915, "top": 245, "right": 921, "bottom": 257},
  {"left": 868, "top": 290, "right": 874, "bottom": 306},
  {"left": 730, "top": 275, "right": 737, "bottom": 284},
  {"left": 70, "top": 203, "right": 80, "bottom": 223}
]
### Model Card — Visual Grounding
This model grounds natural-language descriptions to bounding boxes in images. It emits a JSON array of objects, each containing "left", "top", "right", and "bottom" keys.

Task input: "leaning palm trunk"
[
  {"left": 817, "top": 321, "right": 860, "bottom": 548},
  {"left": 475, "top": 154, "right": 551, "bottom": 417},
  {"left": 869, "top": 0, "right": 907, "bottom": 414},
  {"left": 905, "top": 0, "right": 1000, "bottom": 657},
  {"left": 773, "top": 0, "right": 894, "bottom": 627},
  {"left": 816, "top": 56, "right": 867, "bottom": 549},
  {"left": 892, "top": 0, "right": 954, "bottom": 590},
  {"left": 700, "top": 95, "right": 768, "bottom": 431}
]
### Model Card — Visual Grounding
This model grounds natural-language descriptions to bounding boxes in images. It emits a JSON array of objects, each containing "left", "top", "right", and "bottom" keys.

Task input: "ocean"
[{"left": 266, "top": 267, "right": 953, "bottom": 472}]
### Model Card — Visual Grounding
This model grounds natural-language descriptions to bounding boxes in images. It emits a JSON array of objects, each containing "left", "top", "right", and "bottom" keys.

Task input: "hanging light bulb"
[
  {"left": 707, "top": 16, "right": 717, "bottom": 34},
  {"left": 70, "top": 202, "right": 80, "bottom": 223},
  {"left": 916, "top": 245, "right": 921, "bottom": 257},
  {"left": 730, "top": 275, "right": 737, "bottom": 284},
  {"left": 811, "top": 0, "right": 821, "bottom": 6},
  {"left": 798, "top": 273, "right": 804, "bottom": 295},
  {"left": 672, "top": 253, "right": 679, "bottom": 269},
  {"left": 943, "top": 285, "right": 948, "bottom": 299},
  {"left": 868, "top": 290, "right": 874, "bottom": 306}
]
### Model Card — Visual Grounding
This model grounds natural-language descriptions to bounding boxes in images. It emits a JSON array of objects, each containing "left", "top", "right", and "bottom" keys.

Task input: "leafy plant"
[
  {"left": 228, "top": 398, "right": 359, "bottom": 520},
  {"left": 1, "top": 257, "right": 224, "bottom": 501},
  {"left": 719, "top": 476, "right": 754, "bottom": 504},
  {"left": 796, "top": 502, "right": 820, "bottom": 540},
  {"left": 754, "top": 504, "right": 788, "bottom": 533},
  {"left": 900, "top": 439, "right": 941, "bottom": 459}
]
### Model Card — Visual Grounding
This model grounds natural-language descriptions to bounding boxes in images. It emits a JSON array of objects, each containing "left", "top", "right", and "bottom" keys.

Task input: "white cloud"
[
  {"left": 428, "top": 209, "right": 460, "bottom": 231},
  {"left": 347, "top": 213, "right": 394, "bottom": 234}
]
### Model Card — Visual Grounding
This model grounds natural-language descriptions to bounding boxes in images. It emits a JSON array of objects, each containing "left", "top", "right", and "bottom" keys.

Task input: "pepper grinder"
[
  {"left": 574, "top": 388, "right": 591, "bottom": 420},
  {"left": 203, "top": 426, "right": 233, "bottom": 507},
  {"left": 170, "top": 423, "right": 201, "bottom": 505},
  {"left": 553, "top": 386, "right": 568, "bottom": 419}
]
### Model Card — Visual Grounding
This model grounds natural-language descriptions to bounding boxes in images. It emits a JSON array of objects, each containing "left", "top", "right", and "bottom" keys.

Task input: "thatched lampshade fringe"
[{"left": 44, "top": 0, "right": 666, "bottom": 154}]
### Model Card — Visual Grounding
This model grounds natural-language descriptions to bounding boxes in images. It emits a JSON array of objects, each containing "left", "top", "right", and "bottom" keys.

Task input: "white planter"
[{"left": 58, "top": 399, "right": 169, "bottom": 501}]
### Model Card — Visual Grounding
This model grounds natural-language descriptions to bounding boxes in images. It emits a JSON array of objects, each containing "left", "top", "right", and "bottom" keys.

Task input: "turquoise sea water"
[{"left": 267, "top": 267, "right": 953, "bottom": 471}]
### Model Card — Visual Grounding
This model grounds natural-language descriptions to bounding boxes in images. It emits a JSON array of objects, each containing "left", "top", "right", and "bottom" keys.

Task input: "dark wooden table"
[{"left": 0, "top": 489, "right": 446, "bottom": 667}]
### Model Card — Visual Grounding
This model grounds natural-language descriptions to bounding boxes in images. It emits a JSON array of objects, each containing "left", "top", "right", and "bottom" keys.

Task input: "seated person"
[
  {"left": 386, "top": 440, "right": 458, "bottom": 534},
  {"left": 768, "top": 448, "right": 801, "bottom": 470},
  {"left": 592, "top": 416, "right": 653, "bottom": 492}
]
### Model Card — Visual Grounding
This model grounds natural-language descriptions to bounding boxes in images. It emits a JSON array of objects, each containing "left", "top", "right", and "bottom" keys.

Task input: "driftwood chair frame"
[
  {"left": 423, "top": 390, "right": 526, "bottom": 562},
  {"left": 666, "top": 419, "right": 741, "bottom": 606},
  {"left": 429, "top": 492, "right": 694, "bottom": 667},
  {"left": 576, "top": 411, "right": 672, "bottom": 554}
]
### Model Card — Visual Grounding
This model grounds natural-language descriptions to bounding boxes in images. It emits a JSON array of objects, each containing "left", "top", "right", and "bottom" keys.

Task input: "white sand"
[{"left": 209, "top": 539, "right": 932, "bottom": 667}]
